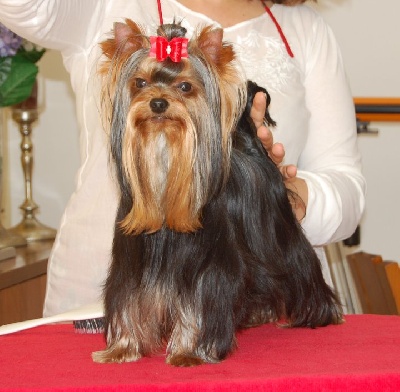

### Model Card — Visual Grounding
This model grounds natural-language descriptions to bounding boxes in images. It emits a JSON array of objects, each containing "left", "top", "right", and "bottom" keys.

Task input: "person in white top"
[{"left": 0, "top": 0, "right": 366, "bottom": 317}]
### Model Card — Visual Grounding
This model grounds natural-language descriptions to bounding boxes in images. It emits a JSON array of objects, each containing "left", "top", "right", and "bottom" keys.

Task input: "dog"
[{"left": 92, "top": 19, "right": 343, "bottom": 367}]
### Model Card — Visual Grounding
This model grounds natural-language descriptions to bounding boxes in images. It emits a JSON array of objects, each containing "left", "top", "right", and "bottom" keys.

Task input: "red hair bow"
[{"left": 149, "top": 36, "right": 188, "bottom": 62}]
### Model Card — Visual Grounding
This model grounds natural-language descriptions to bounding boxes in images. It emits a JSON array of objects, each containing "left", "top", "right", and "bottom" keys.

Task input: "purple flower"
[{"left": 0, "top": 22, "right": 23, "bottom": 58}]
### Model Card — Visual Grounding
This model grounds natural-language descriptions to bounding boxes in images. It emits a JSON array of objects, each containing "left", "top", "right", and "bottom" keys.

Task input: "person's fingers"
[
  {"left": 281, "top": 164, "right": 297, "bottom": 180},
  {"left": 270, "top": 142, "right": 285, "bottom": 165},
  {"left": 250, "top": 93, "right": 298, "bottom": 181},
  {"left": 256, "top": 124, "right": 273, "bottom": 151},
  {"left": 250, "top": 91, "right": 267, "bottom": 129}
]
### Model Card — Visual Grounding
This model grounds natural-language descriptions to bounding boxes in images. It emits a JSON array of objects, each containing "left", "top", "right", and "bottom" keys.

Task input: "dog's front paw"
[
  {"left": 92, "top": 339, "right": 142, "bottom": 364},
  {"left": 92, "top": 349, "right": 142, "bottom": 364},
  {"left": 166, "top": 353, "right": 211, "bottom": 367}
]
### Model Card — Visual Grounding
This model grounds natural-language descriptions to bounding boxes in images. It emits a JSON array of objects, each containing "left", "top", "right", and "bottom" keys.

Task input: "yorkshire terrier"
[{"left": 92, "top": 19, "right": 343, "bottom": 367}]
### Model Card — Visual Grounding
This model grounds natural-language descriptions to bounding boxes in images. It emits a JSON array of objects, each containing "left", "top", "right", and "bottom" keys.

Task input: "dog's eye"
[
  {"left": 135, "top": 78, "right": 147, "bottom": 88},
  {"left": 177, "top": 82, "right": 192, "bottom": 92}
]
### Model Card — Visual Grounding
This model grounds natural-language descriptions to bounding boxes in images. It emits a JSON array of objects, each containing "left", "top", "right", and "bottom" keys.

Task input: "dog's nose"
[{"left": 150, "top": 98, "right": 169, "bottom": 114}]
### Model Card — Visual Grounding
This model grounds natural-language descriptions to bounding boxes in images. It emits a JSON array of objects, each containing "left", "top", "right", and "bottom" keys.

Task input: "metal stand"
[
  {"left": 0, "top": 108, "right": 27, "bottom": 249},
  {"left": 0, "top": 224, "right": 27, "bottom": 248},
  {"left": 7, "top": 108, "right": 56, "bottom": 242}
]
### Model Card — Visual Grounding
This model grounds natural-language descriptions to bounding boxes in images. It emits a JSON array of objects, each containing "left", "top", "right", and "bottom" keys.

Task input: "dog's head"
[{"left": 100, "top": 20, "right": 246, "bottom": 234}]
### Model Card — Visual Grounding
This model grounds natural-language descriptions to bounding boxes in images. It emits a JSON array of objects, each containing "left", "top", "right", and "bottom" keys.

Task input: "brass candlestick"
[
  {"left": 0, "top": 176, "right": 27, "bottom": 246},
  {"left": 8, "top": 105, "right": 56, "bottom": 242},
  {"left": 0, "top": 223, "right": 27, "bottom": 248},
  {"left": 0, "top": 109, "right": 27, "bottom": 249}
]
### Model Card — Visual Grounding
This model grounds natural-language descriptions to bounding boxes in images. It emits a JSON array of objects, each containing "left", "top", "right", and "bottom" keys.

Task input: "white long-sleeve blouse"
[{"left": 0, "top": 0, "right": 366, "bottom": 316}]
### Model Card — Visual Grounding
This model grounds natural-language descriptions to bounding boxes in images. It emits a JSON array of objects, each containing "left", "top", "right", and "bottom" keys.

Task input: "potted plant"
[{"left": 0, "top": 22, "right": 46, "bottom": 108}]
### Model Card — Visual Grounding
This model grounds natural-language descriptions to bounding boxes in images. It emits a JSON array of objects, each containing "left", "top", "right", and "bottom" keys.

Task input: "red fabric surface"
[{"left": 1, "top": 315, "right": 400, "bottom": 391}]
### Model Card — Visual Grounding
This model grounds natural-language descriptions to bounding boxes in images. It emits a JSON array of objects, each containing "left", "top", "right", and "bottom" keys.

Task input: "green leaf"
[
  {"left": 0, "top": 56, "right": 38, "bottom": 107},
  {"left": 18, "top": 47, "right": 46, "bottom": 64},
  {"left": 0, "top": 57, "right": 12, "bottom": 86}
]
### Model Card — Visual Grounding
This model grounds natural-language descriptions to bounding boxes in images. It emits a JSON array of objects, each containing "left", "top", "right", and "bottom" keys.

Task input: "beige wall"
[
  {"left": 312, "top": 0, "right": 400, "bottom": 261},
  {"left": 3, "top": 0, "right": 400, "bottom": 261}
]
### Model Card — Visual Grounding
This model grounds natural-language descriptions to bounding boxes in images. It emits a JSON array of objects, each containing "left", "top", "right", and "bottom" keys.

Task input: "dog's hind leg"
[{"left": 278, "top": 232, "right": 344, "bottom": 328}]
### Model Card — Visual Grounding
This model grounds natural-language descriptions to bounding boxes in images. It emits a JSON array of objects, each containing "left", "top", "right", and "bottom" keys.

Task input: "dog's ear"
[
  {"left": 101, "top": 19, "right": 149, "bottom": 59},
  {"left": 195, "top": 27, "right": 235, "bottom": 69},
  {"left": 98, "top": 19, "right": 149, "bottom": 136}
]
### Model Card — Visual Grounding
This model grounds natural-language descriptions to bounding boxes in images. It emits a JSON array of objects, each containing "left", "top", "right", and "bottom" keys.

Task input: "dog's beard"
[{"left": 119, "top": 92, "right": 224, "bottom": 234}]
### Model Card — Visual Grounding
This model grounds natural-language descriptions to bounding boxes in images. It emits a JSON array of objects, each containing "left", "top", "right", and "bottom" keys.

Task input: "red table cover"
[{"left": 1, "top": 315, "right": 400, "bottom": 391}]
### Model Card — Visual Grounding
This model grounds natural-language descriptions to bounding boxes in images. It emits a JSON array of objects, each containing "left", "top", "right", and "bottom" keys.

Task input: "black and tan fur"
[{"left": 92, "top": 20, "right": 343, "bottom": 367}]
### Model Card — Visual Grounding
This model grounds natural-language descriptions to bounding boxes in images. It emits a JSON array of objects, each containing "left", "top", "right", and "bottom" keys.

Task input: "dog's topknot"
[{"left": 156, "top": 22, "right": 187, "bottom": 41}]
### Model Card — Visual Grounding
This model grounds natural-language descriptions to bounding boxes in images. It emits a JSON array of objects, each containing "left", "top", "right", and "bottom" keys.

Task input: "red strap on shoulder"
[{"left": 261, "top": 0, "right": 294, "bottom": 58}]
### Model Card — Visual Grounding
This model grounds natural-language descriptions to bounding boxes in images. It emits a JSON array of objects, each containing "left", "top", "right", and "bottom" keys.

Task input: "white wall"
[
  {"left": 311, "top": 0, "right": 400, "bottom": 262},
  {"left": 3, "top": 0, "right": 400, "bottom": 262}
]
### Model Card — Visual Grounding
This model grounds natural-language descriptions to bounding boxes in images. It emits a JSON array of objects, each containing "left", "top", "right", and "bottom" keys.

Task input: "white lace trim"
[{"left": 234, "top": 32, "right": 298, "bottom": 93}]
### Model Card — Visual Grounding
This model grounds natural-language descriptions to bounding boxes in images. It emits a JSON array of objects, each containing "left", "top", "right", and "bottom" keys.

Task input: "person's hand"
[{"left": 250, "top": 91, "right": 297, "bottom": 180}]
